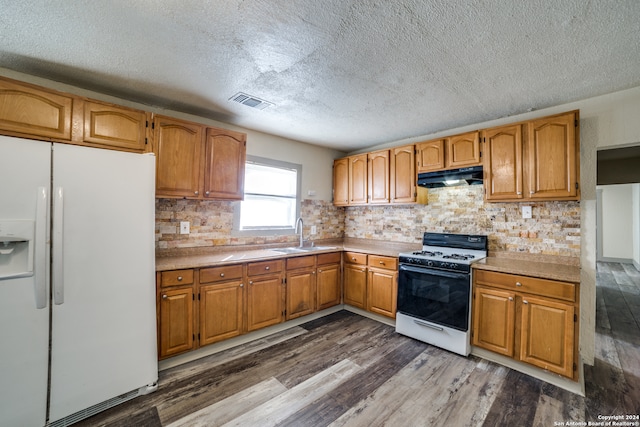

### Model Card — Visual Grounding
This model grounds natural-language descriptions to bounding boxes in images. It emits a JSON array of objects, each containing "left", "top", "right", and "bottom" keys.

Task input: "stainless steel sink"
[{"left": 272, "top": 246, "right": 337, "bottom": 254}]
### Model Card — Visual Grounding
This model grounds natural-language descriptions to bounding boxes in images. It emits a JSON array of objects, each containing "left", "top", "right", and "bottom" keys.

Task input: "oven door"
[{"left": 397, "top": 264, "right": 471, "bottom": 331}]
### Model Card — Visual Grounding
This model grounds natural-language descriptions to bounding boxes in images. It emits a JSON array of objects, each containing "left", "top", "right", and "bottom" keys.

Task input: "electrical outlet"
[
  {"left": 310, "top": 225, "right": 317, "bottom": 235},
  {"left": 522, "top": 206, "right": 532, "bottom": 219},
  {"left": 180, "top": 221, "right": 190, "bottom": 234}
]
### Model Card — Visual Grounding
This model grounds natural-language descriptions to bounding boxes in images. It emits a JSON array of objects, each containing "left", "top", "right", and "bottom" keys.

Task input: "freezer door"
[
  {"left": 48, "top": 144, "right": 158, "bottom": 422},
  {"left": 0, "top": 136, "right": 50, "bottom": 427}
]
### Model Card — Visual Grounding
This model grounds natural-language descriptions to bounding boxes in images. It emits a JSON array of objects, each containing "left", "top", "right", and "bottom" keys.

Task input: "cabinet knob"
[
  {"left": 515, "top": 282, "right": 522, "bottom": 287},
  {"left": 265, "top": 266, "right": 270, "bottom": 270},
  {"left": 352, "top": 257, "right": 356, "bottom": 261},
  {"left": 312, "top": 271, "right": 316, "bottom": 274},
  {"left": 379, "top": 261, "right": 385, "bottom": 265},
  {"left": 361, "top": 269, "right": 366, "bottom": 272},
  {"left": 523, "top": 300, "right": 529, "bottom": 304},
  {"left": 162, "top": 294, "right": 167, "bottom": 299},
  {"left": 194, "top": 191, "right": 199, "bottom": 195},
  {"left": 508, "top": 297, "right": 513, "bottom": 301},
  {"left": 177, "top": 276, "right": 183, "bottom": 281},
  {"left": 517, "top": 191, "right": 522, "bottom": 195},
  {"left": 530, "top": 191, "right": 535, "bottom": 194},
  {"left": 220, "top": 273, "right": 225, "bottom": 277},
  {"left": 318, "top": 269, "right": 323, "bottom": 273},
  {"left": 205, "top": 191, "right": 210, "bottom": 196},
  {"left": 249, "top": 281, "right": 253, "bottom": 285},
  {"left": 240, "top": 283, "right": 244, "bottom": 288}
]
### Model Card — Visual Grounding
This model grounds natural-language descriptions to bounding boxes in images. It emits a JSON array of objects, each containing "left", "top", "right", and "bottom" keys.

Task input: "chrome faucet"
[{"left": 294, "top": 217, "right": 304, "bottom": 247}]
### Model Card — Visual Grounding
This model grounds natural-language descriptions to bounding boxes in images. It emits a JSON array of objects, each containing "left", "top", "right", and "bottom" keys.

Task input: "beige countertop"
[
  {"left": 472, "top": 257, "right": 581, "bottom": 283},
  {"left": 155, "top": 238, "right": 422, "bottom": 272}
]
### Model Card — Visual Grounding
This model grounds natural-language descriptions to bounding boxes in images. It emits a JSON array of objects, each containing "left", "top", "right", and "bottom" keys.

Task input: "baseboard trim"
[{"left": 598, "top": 256, "right": 634, "bottom": 264}]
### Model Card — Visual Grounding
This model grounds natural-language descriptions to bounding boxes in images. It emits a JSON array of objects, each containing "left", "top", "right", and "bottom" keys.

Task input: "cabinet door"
[
  {"left": 483, "top": 124, "right": 523, "bottom": 200},
  {"left": 447, "top": 131, "right": 481, "bottom": 168},
  {"left": 159, "top": 287, "right": 194, "bottom": 358},
  {"left": 246, "top": 275, "right": 284, "bottom": 331},
  {"left": 349, "top": 153, "right": 368, "bottom": 204},
  {"left": 416, "top": 139, "right": 445, "bottom": 172},
  {"left": 333, "top": 158, "right": 349, "bottom": 206},
  {"left": 154, "top": 115, "right": 204, "bottom": 198},
  {"left": 317, "top": 263, "right": 341, "bottom": 310},
  {"left": 286, "top": 269, "right": 316, "bottom": 320},
  {"left": 368, "top": 150, "right": 390, "bottom": 204},
  {"left": 472, "top": 286, "right": 515, "bottom": 357},
  {"left": 203, "top": 127, "right": 246, "bottom": 199},
  {"left": 527, "top": 112, "right": 578, "bottom": 200},
  {"left": 390, "top": 145, "right": 416, "bottom": 204},
  {"left": 200, "top": 281, "right": 244, "bottom": 346},
  {"left": 343, "top": 264, "right": 367, "bottom": 309},
  {"left": 0, "top": 77, "right": 73, "bottom": 140},
  {"left": 83, "top": 100, "right": 147, "bottom": 152},
  {"left": 520, "top": 295, "right": 575, "bottom": 378},
  {"left": 367, "top": 268, "right": 398, "bottom": 318}
]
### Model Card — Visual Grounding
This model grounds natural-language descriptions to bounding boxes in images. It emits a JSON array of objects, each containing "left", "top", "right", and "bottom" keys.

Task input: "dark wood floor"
[{"left": 77, "top": 262, "right": 640, "bottom": 426}]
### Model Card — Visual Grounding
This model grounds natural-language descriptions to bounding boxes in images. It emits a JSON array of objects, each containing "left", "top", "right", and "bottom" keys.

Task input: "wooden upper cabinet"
[
  {"left": 333, "top": 158, "right": 349, "bottom": 206},
  {"left": 83, "top": 100, "right": 147, "bottom": 152},
  {"left": 390, "top": 144, "right": 416, "bottom": 204},
  {"left": 483, "top": 124, "right": 524, "bottom": 201},
  {"left": 204, "top": 127, "right": 246, "bottom": 199},
  {"left": 368, "top": 150, "right": 390, "bottom": 204},
  {"left": 154, "top": 115, "right": 205, "bottom": 198},
  {"left": 416, "top": 139, "right": 445, "bottom": 172},
  {"left": 527, "top": 111, "right": 578, "bottom": 200},
  {"left": 0, "top": 76, "right": 73, "bottom": 141},
  {"left": 349, "top": 153, "right": 368, "bottom": 205},
  {"left": 447, "top": 131, "right": 481, "bottom": 168}
]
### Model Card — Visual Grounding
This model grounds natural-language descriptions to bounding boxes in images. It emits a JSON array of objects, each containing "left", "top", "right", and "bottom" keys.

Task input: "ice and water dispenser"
[{"left": 0, "top": 220, "right": 35, "bottom": 280}]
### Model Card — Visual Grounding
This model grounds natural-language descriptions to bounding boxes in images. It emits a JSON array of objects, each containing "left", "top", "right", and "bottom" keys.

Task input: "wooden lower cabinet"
[
  {"left": 246, "top": 259, "right": 284, "bottom": 331},
  {"left": 472, "top": 270, "right": 579, "bottom": 379},
  {"left": 286, "top": 256, "right": 316, "bottom": 320},
  {"left": 367, "top": 268, "right": 397, "bottom": 318},
  {"left": 200, "top": 280, "right": 244, "bottom": 345},
  {"left": 316, "top": 252, "right": 342, "bottom": 310},
  {"left": 158, "top": 286, "right": 195, "bottom": 358},
  {"left": 343, "top": 262, "right": 367, "bottom": 309}
]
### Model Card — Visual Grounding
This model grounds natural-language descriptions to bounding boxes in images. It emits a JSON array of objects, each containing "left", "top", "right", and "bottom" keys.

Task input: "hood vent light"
[{"left": 229, "top": 92, "right": 274, "bottom": 110}]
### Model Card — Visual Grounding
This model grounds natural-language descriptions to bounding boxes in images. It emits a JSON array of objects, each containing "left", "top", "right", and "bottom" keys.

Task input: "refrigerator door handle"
[
  {"left": 34, "top": 186, "right": 48, "bottom": 309},
  {"left": 53, "top": 186, "right": 64, "bottom": 305}
]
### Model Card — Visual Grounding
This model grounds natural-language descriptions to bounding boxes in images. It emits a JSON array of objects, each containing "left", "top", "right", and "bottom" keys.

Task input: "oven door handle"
[{"left": 399, "top": 264, "right": 469, "bottom": 280}]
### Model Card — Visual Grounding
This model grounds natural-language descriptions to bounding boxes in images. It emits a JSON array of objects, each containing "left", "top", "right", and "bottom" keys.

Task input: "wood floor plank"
[
  {"left": 482, "top": 370, "right": 542, "bottom": 427},
  {"left": 275, "top": 338, "right": 427, "bottom": 427},
  {"left": 532, "top": 394, "right": 564, "bottom": 427},
  {"left": 221, "top": 359, "right": 362, "bottom": 427},
  {"left": 165, "top": 377, "right": 287, "bottom": 427}
]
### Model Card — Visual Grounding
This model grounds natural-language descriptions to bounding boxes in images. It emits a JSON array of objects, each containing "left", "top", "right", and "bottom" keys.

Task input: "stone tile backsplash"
[{"left": 156, "top": 186, "right": 580, "bottom": 260}]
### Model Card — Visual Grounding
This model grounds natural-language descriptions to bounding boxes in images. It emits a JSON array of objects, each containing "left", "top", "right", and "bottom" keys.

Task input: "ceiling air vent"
[{"left": 229, "top": 92, "right": 274, "bottom": 110}]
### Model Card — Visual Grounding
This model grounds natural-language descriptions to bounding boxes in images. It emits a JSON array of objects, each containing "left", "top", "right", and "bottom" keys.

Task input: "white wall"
[
  {"left": 599, "top": 184, "right": 634, "bottom": 261},
  {"left": 0, "top": 68, "right": 346, "bottom": 202},
  {"left": 634, "top": 184, "right": 640, "bottom": 269}
]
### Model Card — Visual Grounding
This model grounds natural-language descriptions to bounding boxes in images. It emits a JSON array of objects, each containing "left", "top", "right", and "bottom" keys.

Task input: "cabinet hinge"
[
  {"left": 198, "top": 293, "right": 201, "bottom": 300},
  {"left": 198, "top": 333, "right": 200, "bottom": 340},
  {"left": 575, "top": 182, "right": 579, "bottom": 190},
  {"left": 574, "top": 313, "right": 578, "bottom": 322},
  {"left": 479, "top": 151, "right": 482, "bottom": 158},
  {"left": 192, "top": 334, "right": 195, "bottom": 341},
  {"left": 282, "top": 278, "right": 286, "bottom": 284},
  {"left": 575, "top": 119, "right": 578, "bottom": 127},
  {"left": 573, "top": 363, "right": 577, "bottom": 371},
  {"left": 471, "top": 330, "right": 474, "bottom": 337},
  {"left": 145, "top": 120, "right": 148, "bottom": 128},
  {"left": 282, "top": 309, "right": 286, "bottom": 316},
  {"left": 145, "top": 137, "right": 148, "bottom": 145},
  {"left": 192, "top": 294, "right": 195, "bottom": 301}
]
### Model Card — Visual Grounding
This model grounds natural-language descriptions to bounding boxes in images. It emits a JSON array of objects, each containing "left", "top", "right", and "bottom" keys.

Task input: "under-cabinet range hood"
[{"left": 417, "top": 166, "right": 483, "bottom": 188}]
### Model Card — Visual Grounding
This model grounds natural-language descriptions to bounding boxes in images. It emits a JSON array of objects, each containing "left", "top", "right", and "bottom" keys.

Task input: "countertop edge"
[{"left": 472, "top": 257, "right": 581, "bottom": 283}]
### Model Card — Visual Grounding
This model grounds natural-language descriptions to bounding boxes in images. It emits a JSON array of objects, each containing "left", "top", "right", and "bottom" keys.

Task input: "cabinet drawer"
[
  {"left": 286, "top": 255, "right": 315, "bottom": 270},
  {"left": 160, "top": 269, "right": 195, "bottom": 287},
  {"left": 247, "top": 259, "right": 283, "bottom": 276},
  {"left": 344, "top": 252, "right": 367, "bottom": 265},
  {"left": 200, "top": 265, "right": 243, "bottom": 284},
  {"left": 317, "top": 252, "right": 341, "bottom": 265},
  {"left": 474, "top": 270, "right": 576, "bottom": 302},
  {"left": 368, "top": 255, "right": 397, "bottom": 271}
]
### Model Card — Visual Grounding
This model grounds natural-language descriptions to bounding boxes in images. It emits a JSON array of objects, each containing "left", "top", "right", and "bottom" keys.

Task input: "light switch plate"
[
  {"left": 522, "top": 206, "right": 532, "bottom": 219},
  {"left": 180, "top": 221, "right": 190, "bottom": 234},
  {"left": 311, "top": 225, "right": 317, "bottom": 235}
]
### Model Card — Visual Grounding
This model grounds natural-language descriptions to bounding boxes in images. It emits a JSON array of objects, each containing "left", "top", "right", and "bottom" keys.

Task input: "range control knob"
[{"left": 426, "top": 260, "right": 434, "bottom": 267}]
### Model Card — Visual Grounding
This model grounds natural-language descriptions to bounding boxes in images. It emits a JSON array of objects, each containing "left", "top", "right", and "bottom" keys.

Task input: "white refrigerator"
[{"left": 0, "top": 135, "right": 158, "bottom": 426}]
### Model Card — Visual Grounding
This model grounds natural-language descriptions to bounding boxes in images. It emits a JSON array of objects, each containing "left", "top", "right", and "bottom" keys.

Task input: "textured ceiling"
[{"left": 1, "top": 0, "right": 640, "bottom": 151}]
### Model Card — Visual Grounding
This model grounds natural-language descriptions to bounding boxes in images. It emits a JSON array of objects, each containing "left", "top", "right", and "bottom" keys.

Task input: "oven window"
[{"left": 397, "top": 266, "right": 470, "bottom": 331}]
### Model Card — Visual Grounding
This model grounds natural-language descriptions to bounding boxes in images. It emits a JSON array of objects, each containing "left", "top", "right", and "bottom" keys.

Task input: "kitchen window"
[{"left": 233, "top": 156, "right": 301, "bottom": 236}]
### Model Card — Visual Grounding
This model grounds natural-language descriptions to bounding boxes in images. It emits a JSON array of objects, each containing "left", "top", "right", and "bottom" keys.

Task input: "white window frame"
[{"left": 232, "top": 155, "right": 302, "bottom": 237}]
